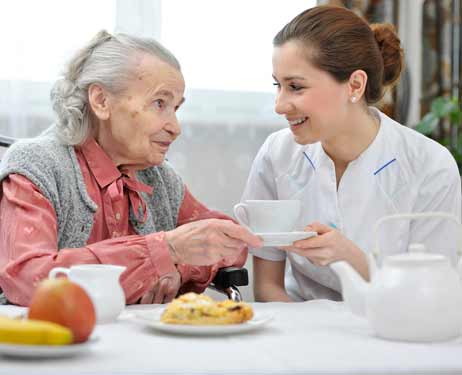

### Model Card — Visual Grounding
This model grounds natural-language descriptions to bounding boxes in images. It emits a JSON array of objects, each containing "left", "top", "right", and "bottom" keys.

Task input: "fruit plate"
[
  {"left": 130, "top": 309, "right": 273, "bottom": 336},
  {"left": 0, "top": 336, "right": 98, "bottom": 358}
]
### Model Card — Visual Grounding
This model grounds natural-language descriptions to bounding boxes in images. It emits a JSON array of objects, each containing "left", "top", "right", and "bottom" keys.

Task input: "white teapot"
[
  {"left": 49, "top": 264, "right": 126, "bottom": 324},
  {"left": 330, "top": 212, "right": 462, "bottom": 342}
]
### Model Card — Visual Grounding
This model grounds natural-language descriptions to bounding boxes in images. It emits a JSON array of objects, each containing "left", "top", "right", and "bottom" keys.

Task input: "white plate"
[
  {"left": 256, "top": 231, "right": 317, "bottom": 247},
  {"left": 131, "top": 310, "right": 273, "bottom": 336},
  {"left": 0, "top": 336, "right": 97, "bottom": 358}
]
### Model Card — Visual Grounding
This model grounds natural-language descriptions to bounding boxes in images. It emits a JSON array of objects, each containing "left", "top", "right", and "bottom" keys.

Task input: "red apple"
[{"left": 28, "top": 278, "right": 96, "bottom": 343}]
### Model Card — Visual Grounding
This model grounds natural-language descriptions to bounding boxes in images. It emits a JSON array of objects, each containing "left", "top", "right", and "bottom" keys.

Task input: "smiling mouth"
[{"left": 288, "top": 117, "right": 308, "bottom": 127}]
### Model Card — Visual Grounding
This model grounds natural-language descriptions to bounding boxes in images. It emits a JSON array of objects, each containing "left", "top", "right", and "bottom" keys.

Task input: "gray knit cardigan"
[{"left": 0, "top": 130, "right": 185, "bottom": 249}]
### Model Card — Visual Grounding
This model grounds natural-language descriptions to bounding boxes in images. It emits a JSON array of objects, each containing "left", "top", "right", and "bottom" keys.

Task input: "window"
[
  {"left": 0, "top": 0, "right": 115, "bottom": 82},
  {"left": 161, "top": 0, "right": 314, "bottom": 93},
  {"left": 0, "top": 0, "right": 316, "bottom": 214},
  {"left": 160, "top": 0, "right": 316, "bottom": 127},
  {"left": 0, "top": 0, "right": 116, "bottom": 137}
]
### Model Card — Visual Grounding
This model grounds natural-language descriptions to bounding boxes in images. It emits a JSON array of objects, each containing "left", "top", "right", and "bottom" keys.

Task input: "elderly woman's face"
[{"left": 100, "top": 54, "right": 185, "bottom": 168}]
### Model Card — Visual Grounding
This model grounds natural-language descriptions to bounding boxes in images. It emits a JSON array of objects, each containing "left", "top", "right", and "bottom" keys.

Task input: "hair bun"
[
  {"left": 370, "top": 23, "right": 404, "bottom": 87},
  {"left": 50, "top": 78, "right": 86, "bottom": 138},
  {"left": 51, "top": 78, "right": 76, "bottom": 100}
]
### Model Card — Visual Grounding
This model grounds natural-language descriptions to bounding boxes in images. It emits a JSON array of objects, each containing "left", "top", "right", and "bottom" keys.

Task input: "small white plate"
[
  {"left": 256, "top": 231, "right": 317, "bottom": 247},
  {"left": 0, "top": 336, "right": 97, "bottom": 358},
  {"left": 131, "top": 310, "right": 273, "bottom": 336}
]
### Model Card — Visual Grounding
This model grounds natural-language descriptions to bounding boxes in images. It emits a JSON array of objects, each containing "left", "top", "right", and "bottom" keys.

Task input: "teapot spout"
[{"left": 330, "top": 261, "right": 370, "bottom": 317}]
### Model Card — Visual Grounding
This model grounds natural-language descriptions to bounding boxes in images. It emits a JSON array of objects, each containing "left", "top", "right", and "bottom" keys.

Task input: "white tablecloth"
[{"left": 1, "top": 300, "right": 461, "bottom": 374}]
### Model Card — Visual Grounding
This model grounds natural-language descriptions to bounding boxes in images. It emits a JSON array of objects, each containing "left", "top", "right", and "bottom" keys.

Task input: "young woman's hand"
[{"left": 282, "top": 222, "right": 369, "bottom": 280}]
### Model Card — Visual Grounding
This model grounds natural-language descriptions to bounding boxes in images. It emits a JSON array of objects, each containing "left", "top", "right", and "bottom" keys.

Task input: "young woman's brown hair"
[{"left": 273, "top": 5, "right": 404, "bottom": 104}]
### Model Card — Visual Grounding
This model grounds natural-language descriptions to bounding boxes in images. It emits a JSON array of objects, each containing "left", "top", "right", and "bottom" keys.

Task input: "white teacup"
[
  {"left": 49, "top": 264, "right": 126, "bottom": 324},
  {"left": 233, "top": 200, "right": 301, "bottom": 233}
]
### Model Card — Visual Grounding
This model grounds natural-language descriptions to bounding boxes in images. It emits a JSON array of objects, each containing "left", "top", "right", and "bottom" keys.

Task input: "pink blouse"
[{"left": 0, "top": 139, "right": 246, "bottom": 306}]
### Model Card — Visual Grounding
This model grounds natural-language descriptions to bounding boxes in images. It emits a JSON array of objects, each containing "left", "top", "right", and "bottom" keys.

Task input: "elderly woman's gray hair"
[{"left": 50, "top": 30, "right": 181, "bottom": 145}]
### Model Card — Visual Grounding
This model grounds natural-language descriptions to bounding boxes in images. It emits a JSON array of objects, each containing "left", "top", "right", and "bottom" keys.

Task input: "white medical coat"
[{"left": 242, "top": 109, "right": 462, "bottom": 301}]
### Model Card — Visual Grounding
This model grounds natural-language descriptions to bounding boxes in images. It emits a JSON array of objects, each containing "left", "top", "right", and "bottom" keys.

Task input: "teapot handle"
[{"left": 373, "top": 212, "right": 462, "bottom": 264}]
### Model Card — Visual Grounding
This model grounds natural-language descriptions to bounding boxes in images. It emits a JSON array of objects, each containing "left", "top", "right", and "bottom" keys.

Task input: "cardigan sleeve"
[{"left": 0, "top": 174, "right": 176, "bottom": 306}]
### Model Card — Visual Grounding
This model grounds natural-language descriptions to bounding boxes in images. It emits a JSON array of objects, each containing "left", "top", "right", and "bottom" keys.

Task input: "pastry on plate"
[{"left": 160, "top": 292, "right": 254, "bottom": 325}]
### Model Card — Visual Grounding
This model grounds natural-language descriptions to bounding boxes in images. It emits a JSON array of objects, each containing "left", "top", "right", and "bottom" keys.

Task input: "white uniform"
[{"left": 242, "top": 109, "right": 462, "bottom": 301}]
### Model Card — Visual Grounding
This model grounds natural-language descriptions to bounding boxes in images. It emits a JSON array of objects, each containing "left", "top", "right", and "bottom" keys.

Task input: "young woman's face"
[{"left": 272, "top": 41, "right": 350, "bottom": 145}]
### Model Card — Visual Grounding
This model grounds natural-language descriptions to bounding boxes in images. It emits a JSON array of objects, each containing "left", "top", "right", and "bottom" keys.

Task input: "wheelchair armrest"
[{"left": 211, "top": 267, "right": 248, "bottom": 289}]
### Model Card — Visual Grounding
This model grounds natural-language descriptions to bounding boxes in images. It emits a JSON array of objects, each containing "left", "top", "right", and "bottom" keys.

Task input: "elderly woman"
[{"left": 0, "top": 30, "right": 261, "bottom": 306}]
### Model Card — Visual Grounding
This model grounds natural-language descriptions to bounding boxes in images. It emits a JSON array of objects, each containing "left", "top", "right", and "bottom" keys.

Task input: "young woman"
[{"left": 241, "top": 6, "right": 461, "bottom": 302}]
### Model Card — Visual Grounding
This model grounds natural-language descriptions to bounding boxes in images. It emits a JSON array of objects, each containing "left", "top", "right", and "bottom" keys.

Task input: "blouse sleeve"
[
  {"left": 175, "top": 186, "right": 247, "bottom": 294},
  {"left": 0, "top": 174, "right": 176, "bottom": 306},
  {"left": 408, "top": 150, "right": 462, "bottom": 261}
]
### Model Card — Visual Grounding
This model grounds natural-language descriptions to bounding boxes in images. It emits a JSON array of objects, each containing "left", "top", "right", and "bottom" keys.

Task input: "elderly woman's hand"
[
  {"left": 165, "top": 219, "right": 262, "bottom": 266},
  {"left": 140, "top": 269, "right": 181, "bottom": 304},
  {"left": 282, "top": 222, "right": 370, "bottom": 280}
]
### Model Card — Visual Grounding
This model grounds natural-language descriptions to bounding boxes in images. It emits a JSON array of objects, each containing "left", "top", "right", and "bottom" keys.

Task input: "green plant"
[{"left": 415, "top": 96, "right": 462, "bottom": 165}]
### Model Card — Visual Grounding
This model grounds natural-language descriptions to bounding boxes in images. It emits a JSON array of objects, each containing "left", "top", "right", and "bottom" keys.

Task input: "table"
[{"left": 1, "top": 300, "right": 461, "bottom": 374}]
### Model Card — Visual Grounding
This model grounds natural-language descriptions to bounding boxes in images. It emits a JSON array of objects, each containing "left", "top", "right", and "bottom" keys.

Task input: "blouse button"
[
  {"left": 115, "top": 212, "right": 121, "bottom": 221},
  {"left": 112, "top": 231, "right": 119, "bottom": 238}
]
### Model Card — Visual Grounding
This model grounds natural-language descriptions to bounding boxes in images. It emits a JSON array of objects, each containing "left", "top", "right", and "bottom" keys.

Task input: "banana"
[{"left": 0, "top": 315, "right": 73, "bottom": 345}]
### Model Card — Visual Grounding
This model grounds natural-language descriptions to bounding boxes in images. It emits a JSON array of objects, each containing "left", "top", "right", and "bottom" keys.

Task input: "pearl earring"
[{"left": 351, "top": 96, "right": 357, "bottom": 103}]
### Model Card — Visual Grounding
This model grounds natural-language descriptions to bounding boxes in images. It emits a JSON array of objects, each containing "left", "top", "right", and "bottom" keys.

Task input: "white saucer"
[{"left": 256, "top": 231, "right": 317, "bottom": 247}]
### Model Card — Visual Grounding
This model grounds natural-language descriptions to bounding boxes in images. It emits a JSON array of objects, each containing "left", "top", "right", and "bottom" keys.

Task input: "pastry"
[{"left": 160, "top": 292, "right": 253, "bottom": 325}]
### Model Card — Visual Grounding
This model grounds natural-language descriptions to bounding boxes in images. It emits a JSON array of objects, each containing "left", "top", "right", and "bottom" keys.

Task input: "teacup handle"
[
  {"left": 233, "top": 203, "right": 252, "bottom": 231},
  {"left": 49, "top": 267, "right": 71, "bottom": 279}
]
